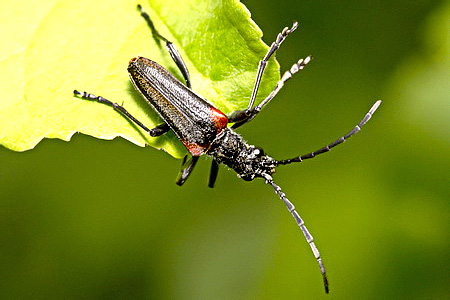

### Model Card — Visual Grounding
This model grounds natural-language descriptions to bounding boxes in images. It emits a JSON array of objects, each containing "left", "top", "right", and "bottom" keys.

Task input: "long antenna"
[
  {"left": 263, "top": 174, "right": 329, "bottom": 293},
  {"left": 277, "top": 100, "right": 381, "bottom": 165}
]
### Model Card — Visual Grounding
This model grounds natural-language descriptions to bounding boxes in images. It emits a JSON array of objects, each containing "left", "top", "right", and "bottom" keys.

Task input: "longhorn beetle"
[{"left": 74, "top": 4, "right": 381, "bottom": 293}]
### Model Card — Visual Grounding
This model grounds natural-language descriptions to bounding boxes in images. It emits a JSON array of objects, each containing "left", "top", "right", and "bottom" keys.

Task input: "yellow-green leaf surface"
[{"left": 0, "top": 0, "right": 279, "bottom": 158}]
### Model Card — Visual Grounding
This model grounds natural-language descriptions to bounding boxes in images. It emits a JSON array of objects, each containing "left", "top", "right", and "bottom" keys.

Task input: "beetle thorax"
[{"left": 208, "top": 128, "right": 276, "bottom": 181}]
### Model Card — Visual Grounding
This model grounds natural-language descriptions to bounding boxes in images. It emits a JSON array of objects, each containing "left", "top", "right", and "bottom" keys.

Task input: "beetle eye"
[{"left": 253, "top": 147, "right": 265, "bottom": 157}]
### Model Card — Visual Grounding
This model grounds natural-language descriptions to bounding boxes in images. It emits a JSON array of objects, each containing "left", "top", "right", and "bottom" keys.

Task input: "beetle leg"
[
  {"left": 208, "top": 159, "right": 219, "bottom": 188},
  {"left": 73, "top": 90, "right": 170, "bottom": 137},
  {"left": 137, "top": 4, "right": 191, "bottom": 89},
  {"left": 176, "top": 155, "right": 199, "bottom": 186}
]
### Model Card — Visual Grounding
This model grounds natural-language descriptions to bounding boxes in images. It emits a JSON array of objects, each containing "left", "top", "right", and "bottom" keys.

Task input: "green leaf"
[{"left": 0, "top": 0, "right": 280, "bottom": 158}]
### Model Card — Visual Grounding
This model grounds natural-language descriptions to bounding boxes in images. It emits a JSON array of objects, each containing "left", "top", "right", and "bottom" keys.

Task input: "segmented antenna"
[
  {"left": 248, "top": 21, "right": 299, "bottom": 111},
  {"left": 277, "top": 100, "right": 381, "bottom": 165},
  {"left": 253, "top": 56, "right": 312, "bottom": 113},
  {"left": 262, "top": 174, "right": 329, "bottom": 293}
]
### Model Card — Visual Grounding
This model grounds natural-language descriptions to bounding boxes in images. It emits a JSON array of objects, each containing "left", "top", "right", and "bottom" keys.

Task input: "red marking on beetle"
[
  {"left": 129, "top": 57, "right": 138, "bottom": 64},
  {"left": 182, "top": 108, "right": 227, "bottom": 155},
  {"left": 209, "top": 107, "right": 228, "bottom": 134},
  {"left": 182, "top": 141, "right": 208, "bottom": 156}
]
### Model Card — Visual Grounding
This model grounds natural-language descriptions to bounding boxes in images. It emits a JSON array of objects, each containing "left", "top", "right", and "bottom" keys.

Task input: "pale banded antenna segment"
[
  {"left": 255, "top": 56, "right": 312, "bottom": 113},
  {"left": 263, "top": 174, "right": 329, "bottom": 293}
]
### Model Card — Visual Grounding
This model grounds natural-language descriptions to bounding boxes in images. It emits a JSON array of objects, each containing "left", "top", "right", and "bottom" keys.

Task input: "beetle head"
[{"left": 237, "top": 147, "right": 277, "bottom": 181}]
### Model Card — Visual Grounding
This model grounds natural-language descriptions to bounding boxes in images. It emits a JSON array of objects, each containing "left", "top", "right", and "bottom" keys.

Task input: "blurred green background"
[{"left": 1, "top": 0, "right": 448, "bottom": 299}]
